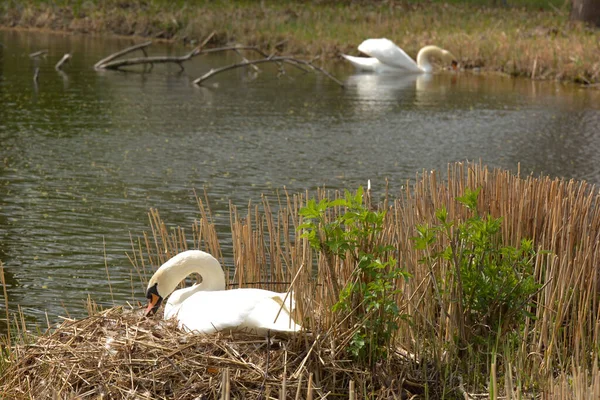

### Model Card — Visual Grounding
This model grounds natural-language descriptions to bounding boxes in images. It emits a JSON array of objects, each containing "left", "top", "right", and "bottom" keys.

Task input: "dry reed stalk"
[
  {"left": 0, "top": 262, "right": 10, "bottom": 345},
  {"left": 102, "top": 236, "right": 114, "bottom": 305}
]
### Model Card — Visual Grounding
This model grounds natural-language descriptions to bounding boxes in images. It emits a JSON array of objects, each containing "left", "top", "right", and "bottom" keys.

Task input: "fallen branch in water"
[
  {"left": 193, "top": 56, "right": 344, "bottom": 88},
  {"left": 93, "top": 32, "right": 217, "bottom": 71},
  {"left": 30, "top": 49, "right": 47, "bottom": 83},
  {"left": 29, "top": 49, "right": 47, "bottom": 59},
  {"left": 94, "top": 41, "right": 152, "bottom": 69},
  {"left": 93, "top": 37, "right": 341, "bottom": 87},
  {"left": 97, "top": 46, "right": 202, "bottom": 71},
  {"left": 55, "top": 53, "right": 71, "bottom": 71}
]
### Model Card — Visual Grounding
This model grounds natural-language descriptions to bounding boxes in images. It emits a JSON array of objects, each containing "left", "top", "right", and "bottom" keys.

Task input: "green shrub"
[
  {"left": 413, "top": 187, "right": 541, "bottom": 346},
  {"left": 299, "top": 187, "right": 410, "bottom": 365}
]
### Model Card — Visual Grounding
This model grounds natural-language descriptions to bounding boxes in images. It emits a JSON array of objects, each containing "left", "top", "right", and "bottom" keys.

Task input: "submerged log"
[{"left": 193, "top": 56, "right": 344, "bottom": 88}]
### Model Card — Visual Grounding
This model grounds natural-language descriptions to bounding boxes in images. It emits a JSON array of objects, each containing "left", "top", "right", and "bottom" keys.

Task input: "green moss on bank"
[{"left": 1, "top": 1, "right": 598, "bottom": 84}]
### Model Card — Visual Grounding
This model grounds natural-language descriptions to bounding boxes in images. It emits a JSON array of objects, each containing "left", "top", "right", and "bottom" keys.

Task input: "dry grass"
[
  {"left": 1, "top": 1, "right": 599, "bottom": 84},
  {"left": 2, "top": 161, "right": 600, "bottom": 398}
]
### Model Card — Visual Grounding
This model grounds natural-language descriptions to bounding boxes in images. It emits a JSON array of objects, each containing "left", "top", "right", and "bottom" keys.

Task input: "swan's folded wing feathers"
[
  {"left": 171, "top": 288, "right": 301, "bottom": 334},
  {"left": 341, "top": 54, "right": 381, "bottom": 72},
  {"left": 244, "top": 296, "right": 301, "bottom": 332},
  {"left": 357, "top": 38, "right": 421, "bottom": 72}
]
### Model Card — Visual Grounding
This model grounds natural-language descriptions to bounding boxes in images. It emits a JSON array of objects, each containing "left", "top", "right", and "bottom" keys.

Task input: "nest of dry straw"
[{"left": 0, "top": 306, "right": 430, "bottom": 399}]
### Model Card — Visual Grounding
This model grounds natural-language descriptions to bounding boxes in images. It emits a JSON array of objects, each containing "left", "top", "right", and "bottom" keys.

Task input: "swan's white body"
[
  {"left": 342, "top": 38, "right": 456, "bottom": 74},
  {"left": 145, "top": 250, "right": 301, "bottom": 334}
]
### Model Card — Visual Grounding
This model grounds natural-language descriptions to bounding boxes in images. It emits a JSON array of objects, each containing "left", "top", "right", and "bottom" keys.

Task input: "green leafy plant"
[
  {"left": 413, "top": 187, "right": 541, "bottom": 346},
  {"left": 299, "top": 187, "right": 410, "bottom": 364}
]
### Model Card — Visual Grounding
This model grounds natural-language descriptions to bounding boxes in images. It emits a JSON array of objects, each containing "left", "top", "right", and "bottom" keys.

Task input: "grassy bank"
[
  {"left": 1, "top": 162, "right": 600, "bottom": 398},
  {"left": 1, "top": 0, "right": 599, "bottom": 84}
]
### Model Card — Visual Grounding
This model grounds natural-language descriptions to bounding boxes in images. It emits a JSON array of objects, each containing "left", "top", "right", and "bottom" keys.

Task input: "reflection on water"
[{"left": 1, "top": 29, "right": 599, "bottom": 332}]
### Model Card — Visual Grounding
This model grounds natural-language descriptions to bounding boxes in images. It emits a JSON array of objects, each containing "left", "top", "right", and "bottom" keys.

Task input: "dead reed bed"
[{"left": 2, "top": 162, "right": 600, "bottom": 398}]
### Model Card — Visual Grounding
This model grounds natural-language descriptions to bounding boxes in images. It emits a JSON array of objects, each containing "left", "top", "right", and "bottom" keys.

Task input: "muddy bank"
[{"left": 0, "top": 2, "right": 598, "bottom": 80}]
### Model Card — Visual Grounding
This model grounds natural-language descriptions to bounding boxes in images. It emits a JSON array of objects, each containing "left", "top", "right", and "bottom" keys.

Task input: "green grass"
[{"left": 0, "top": 1, "right": 597, "bottom": 81}]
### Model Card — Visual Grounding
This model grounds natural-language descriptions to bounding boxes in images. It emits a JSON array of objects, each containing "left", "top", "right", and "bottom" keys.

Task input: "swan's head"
[
  {"left": 143, "top": 250, "right": 226, "bottom": 316},
  {"left": 442, "top": 50, "right": 458, "bottom": 70},
  {"left": 144, "top": 269, "right": 172, "bottom": 316},
  {"left": 417, "top": 46, "right": 458, "bottom": 72},
  {"left": 435, "top": 48, "right": 457, "bottom": 69}
]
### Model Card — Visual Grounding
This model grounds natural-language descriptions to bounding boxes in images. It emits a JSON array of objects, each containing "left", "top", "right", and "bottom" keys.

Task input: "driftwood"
[
  {"left": 30, "top": 50, "right": 48, "bottom": 83},
  {"left": 94, "top": 41, "right": 152, "bottom": 69},
  {"left": 94, "top": 33, "right": 216, "bottom": 71},
  {"left": 93, "top": 44, "right": 265, "bottom": 72},
  {"left": 29, "top": 49, "right": 48, "bottom": 59},
  {"left": 198, "top": 46, "right": 310, "bottom": 74},
  {"left": 93, "top": 34, "right": 342, "bottom": 88},
  {"left": 97, "top": 46, "right": 202, "bottom": 71},
  {"left": 55, "top": 53, "right": 71, "bottom": 71},
  {"left": 193, "top": 56, "right": 344, "bottom": 87}
]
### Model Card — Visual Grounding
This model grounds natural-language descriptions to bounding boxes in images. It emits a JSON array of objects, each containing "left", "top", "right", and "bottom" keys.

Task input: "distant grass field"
[{"left": 1, "top": 0, "right": 597, "bottom": 84}]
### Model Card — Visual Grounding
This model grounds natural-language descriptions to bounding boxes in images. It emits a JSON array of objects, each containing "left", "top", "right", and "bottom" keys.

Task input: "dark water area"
[{"left": 1, "top": 29, "right": 599, "bottom": 333}]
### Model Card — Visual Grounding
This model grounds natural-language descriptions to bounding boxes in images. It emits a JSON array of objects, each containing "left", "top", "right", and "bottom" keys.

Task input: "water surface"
[{"left": 1, "top": 29, "right": 599, "bottom": 331}]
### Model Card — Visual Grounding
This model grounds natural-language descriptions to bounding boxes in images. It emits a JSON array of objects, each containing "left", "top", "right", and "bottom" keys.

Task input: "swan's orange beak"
[
  {"left": 451, "top": 60, "right": 458, "bottom": 71},
  {"left": 145, "top": 293, "right": 160, "bottom": 317}
]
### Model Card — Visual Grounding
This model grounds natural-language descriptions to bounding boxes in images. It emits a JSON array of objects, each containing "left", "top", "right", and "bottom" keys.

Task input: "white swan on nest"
[
  {"left": 342, "top": 38, "right": 457, "bottom": 74},
  {"left": 144, "top": 250, "right": 301, "bottom": 334}
]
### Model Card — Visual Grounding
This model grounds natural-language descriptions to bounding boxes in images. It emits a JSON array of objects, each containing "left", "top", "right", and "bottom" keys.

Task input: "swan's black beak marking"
[
  {"left": 144, "top": 283, "right": 163, "bottom": 317},
  {"left": 451, "top": 60, "right": 458, "bottom": 71}
]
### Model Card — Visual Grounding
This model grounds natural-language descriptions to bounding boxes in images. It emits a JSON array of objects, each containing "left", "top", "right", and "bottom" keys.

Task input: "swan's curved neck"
[
  {"left": 416, "top": 45, "right": 445, "bottom": 73},
  {"left": 156, "top": 250, "right": 226, "bottom": 298}
]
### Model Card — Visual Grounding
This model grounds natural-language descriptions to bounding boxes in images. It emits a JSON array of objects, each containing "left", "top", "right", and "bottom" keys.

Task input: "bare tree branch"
[
  {"left": 193, "top": 56, "right": 344, "bottom": 87},
  {"left": 29, "top": 50, "right": 47, "bottom": 59},
  {"left": 94, "top": 41, "right": 152, "bottom": 69},
  {"left": 199, "top": 46, "right": 271, "bottom": 58},
  {"left": 96, "top": 47, "right": 202, "bottom": 71},
  {"left": 200, "top": 46, "right": 309, "bottom": 73},
  {"left": 55, "top": 53, "right": 71, "bottom": 71},
  {"left": 233, "top": 48, "right": 260, "bottom": 72},
  {"left": 198, "top": 30, "right": 216, "bottom": 49}
]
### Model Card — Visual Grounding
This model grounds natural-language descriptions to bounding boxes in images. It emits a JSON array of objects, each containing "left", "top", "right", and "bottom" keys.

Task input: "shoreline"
[{"left": 1, "top": 1, "right": 598, "bottom": 85}]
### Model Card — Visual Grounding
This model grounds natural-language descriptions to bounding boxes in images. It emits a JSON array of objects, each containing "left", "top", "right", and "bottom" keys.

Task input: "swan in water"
[
  {"left": 342, "top": 38, "right": 457, "bottom": 73},
  {"left": 144, "top": 250, "right": 302, "bottom": 334}
]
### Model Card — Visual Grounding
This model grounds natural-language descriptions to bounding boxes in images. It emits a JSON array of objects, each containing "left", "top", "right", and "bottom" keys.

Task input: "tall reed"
[{"left": 133, "top": 161, "right": 599, "bottom": 394}]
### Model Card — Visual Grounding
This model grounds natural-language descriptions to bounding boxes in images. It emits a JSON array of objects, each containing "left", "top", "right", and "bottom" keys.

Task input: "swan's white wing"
[
  {"left": 173, "top": 290, "right": 250, "bottom": 333},
  {"left": 357, "top": 38, "right": 421, "bottom": 72},
  {"left": 342, "top": 54, "right": 404, "bottom": 73},
  {"left": 342, "top": 54, "right": 380, "bottom": 72},
  {"left": 243, "top": 294, "right": 301, "bottom": 333},
  {"left": 171, "top": 288, "right": 301, "bottom": 334}
]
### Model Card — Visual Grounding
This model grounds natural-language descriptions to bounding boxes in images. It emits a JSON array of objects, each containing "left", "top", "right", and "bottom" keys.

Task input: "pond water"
[{"left": 1, "top": 29, "right": 599, "bottom": 333}]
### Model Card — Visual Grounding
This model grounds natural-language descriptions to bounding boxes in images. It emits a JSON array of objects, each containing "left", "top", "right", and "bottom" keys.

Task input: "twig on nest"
[{"left": 193, "top": 56, "right": 344, "bottom": 88}]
